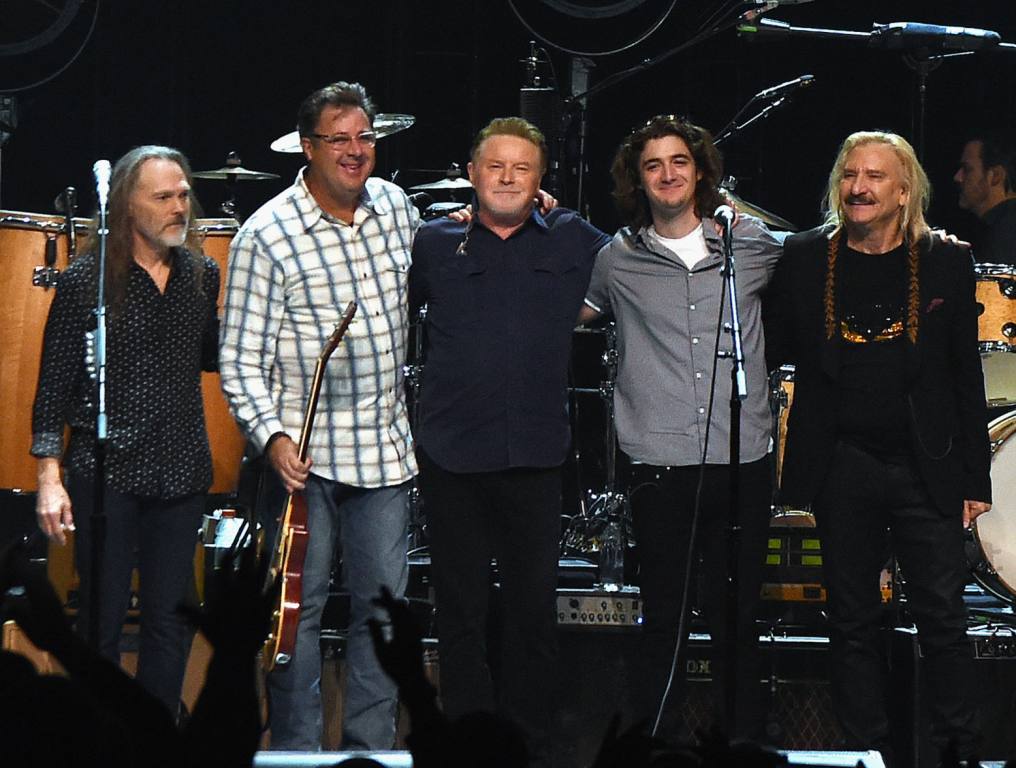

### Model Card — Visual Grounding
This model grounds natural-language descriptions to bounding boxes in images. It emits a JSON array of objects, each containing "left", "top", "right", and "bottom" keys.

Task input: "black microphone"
[
  {"left": 714, "top": 205, "right": 736, "bottom": 230},
  {"left": 55, "top": 187, "right": 78, "bottom": 258},
  {"left": 871, "top": 22, "right": 1000, "bottom": 52},
  {"left": 53, "top": 186, "right": 76, "bottom": 214},
  {"left": 754, "top": 74, "right": 815, "bottom": 101},
  {"left": 407, "top": 192, "right": 435, "bottom": 214}
]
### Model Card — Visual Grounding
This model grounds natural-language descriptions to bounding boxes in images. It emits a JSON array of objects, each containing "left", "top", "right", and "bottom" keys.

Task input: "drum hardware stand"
[
  {"left": 32, "top": 187, "right": 79, "bottom": 289},
  {"left": 0, "top": 96, "right": 16, "bottom": 208},
  {"left": 404, "top": 305, "right": 428, "bottom": 553},
  {"left": 768, "top": 370, "right": 787, "bottom": 513},
  {"left": 560, "top": 322, "right": 632, "bottom": 590},
  {"left": 32, "top": 235, "right": 61, "bottom": 288}
]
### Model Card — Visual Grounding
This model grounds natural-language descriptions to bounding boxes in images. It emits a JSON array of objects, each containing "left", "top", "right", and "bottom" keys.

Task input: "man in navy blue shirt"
[{"left": 409, "top": 117, "right": 609, "bottom": 765}]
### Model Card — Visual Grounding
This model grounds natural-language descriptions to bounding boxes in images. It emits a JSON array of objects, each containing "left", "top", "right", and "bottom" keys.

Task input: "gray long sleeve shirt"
[{"left": 585, "top": 215, "right": 783, "bottom": 466}]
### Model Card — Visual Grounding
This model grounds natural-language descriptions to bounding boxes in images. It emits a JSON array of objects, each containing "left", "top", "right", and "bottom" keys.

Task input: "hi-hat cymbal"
[
  {"left": 409, "top": 176, "right": 473, "bottom": 192},
  {"left": 270, "top": 113, "right": 416, "bottom": 153},
  {"left": 193, "top": 166, "right": 280, "bottom": 181},
  {"left": 722, "top": 189, "right": 797, "bottom": 232}
]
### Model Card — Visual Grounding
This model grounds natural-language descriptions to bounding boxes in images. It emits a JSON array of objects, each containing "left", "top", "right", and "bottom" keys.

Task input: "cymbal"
[
  {"left": 193, "top": 166, "right": 280, "bottom": 181},
  {"left": 409, "top": 176, "right": 473, "bottom": 192},
  {"left": 270, "top": 113, "right": 416, "bottom": 153},
  {"left": 722, "top": 189, "right": 797, "bottom": 232}
]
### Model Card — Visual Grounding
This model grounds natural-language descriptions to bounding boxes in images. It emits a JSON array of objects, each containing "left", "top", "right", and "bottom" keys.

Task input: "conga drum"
[
  {"left": 193, "top": 218, "right": 245, "bottom": 495},
  {"left": 0, "top": 211, "right": 88, "bottom": 490}
]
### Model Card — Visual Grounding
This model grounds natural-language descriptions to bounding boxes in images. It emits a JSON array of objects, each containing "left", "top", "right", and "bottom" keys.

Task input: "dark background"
[{"left": 3, "top": 0, "right": 1016, "bottom": 244}]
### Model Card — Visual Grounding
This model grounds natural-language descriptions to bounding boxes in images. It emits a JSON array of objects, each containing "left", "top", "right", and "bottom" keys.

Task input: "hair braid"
[
  {"left": 906, "top": 237, "right": 920, "bottom": 344},
  {"left": 824, "top": 228, "right": 841, "bottom": 340}
]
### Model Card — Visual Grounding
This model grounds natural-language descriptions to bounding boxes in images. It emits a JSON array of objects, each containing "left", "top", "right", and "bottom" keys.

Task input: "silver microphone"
[
  {"left": 714, "top": 204, "right": 736, "bottom": 230},
  {"left": 93, "top": 159, "right": 112, "bottom": 209}
]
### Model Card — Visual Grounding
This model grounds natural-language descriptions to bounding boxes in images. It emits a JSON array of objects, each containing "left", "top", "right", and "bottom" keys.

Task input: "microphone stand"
[
  {"left": 738, "top": 18, "right": 1016, "bottom": 160},
  {"left": 89, "top": 175, "right": 110, "bottom": 650},
  {"left": 714, "top": 96, "right": 790, "bottom": 147},
  {"left": 717, "top": 212, "right": 748, "bottom": 734}
]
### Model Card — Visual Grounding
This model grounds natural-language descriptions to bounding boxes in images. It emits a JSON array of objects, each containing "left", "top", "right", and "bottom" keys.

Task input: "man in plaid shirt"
[{"left": 220, "top": 81, "right": 416, "bottom": 750}]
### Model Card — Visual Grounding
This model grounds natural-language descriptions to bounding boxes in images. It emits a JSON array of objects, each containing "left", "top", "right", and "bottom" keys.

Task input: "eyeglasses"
[{"left": 307, "top": 131, "right": 377, "bottom": 150}]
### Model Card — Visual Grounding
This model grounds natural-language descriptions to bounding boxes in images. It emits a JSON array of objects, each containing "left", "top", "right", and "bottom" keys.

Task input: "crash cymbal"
[
  {"left": 270, "top": 113, "right": 416, "bottom": 153},
  {"left": 193, "top": 166, "right": 280, "bottom": 181},
  {"left": 721, "top": 189, "right": 797, "bottom": 232},
  {"left": 409, "top": 176, "right": 473, "bottom": 192}
]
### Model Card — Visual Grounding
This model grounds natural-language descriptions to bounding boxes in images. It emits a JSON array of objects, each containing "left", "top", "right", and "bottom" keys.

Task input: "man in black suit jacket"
[{"left": 768, "top": 131, "right": 991, "bottom": 767}]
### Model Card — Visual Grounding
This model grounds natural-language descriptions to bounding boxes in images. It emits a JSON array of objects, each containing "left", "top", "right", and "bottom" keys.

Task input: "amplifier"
[
  {"left": 891, "top": 626, "right": 1016, "bottom": 767},
  {"left": 556, "top": 587, "right": 643, "bottom": 628}
]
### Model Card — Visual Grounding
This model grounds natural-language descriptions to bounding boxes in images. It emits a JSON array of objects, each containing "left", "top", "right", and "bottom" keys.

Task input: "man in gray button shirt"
[{"left": 580, "top": 115, "right": 782, "bottom": 739}]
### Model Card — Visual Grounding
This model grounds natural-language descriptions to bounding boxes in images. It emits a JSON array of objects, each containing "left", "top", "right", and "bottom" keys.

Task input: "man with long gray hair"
[{"left": 32, "top": 145, "right": 220, "bottom": 717}]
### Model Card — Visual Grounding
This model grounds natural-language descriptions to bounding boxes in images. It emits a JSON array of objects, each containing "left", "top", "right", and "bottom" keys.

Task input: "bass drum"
[{"left": 971, "top": 409, "right": 1016, "bottom": 602}]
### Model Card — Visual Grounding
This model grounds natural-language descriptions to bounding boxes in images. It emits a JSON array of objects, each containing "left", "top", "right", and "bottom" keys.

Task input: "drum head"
[{"left": 972, "top": 410, "right": 1016, "bottom": 601}]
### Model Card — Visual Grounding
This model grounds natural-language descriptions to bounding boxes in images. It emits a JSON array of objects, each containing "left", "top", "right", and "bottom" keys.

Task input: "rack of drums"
[
  {"left": 0, "top": 210, "right": 247, "bottom": 603},
  {"left": 769, "top": 262, "right": 1016, "bottom": 605}
]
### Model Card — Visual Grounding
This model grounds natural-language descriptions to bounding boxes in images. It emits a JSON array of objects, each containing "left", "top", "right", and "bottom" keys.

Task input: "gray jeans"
[{"left": 263, "top": 472, "right": 410, "bottom": 750}]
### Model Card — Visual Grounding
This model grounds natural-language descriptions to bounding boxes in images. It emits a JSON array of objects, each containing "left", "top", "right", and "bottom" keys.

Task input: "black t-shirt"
[{"left": 835, "top": 243, "right": 909, "bottom": 456}]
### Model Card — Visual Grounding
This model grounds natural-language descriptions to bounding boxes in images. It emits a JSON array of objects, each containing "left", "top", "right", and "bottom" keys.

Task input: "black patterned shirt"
[{"left": 31, "top": 248, "right": 219, "bottom": 498}]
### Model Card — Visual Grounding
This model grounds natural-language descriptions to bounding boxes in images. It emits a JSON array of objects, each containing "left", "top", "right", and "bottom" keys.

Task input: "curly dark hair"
[{"left": 610, "top": 115, "right": 724, "bottom": 230}]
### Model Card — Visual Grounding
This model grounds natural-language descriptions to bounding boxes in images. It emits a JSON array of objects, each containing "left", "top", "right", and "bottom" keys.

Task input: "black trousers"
[
  {"left": 812, "top": 440, "right": 979, "bottom": 764},
  {"left": 68, "top": 473, "right": 203, "bottom": 717},
  {"left": 416, "top": 449, "right": 560, "bottom": 765},
  {"left": 628, "top": 457, "right": 772, "bottom": 741}
]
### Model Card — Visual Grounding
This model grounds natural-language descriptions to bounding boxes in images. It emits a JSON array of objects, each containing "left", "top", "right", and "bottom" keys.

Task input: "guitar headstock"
[{"left": 321, "top": 301, "right": 358, "bottom": 362}]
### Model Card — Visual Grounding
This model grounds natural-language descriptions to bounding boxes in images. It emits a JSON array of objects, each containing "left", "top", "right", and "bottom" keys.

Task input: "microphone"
[
  {"left": 714, "top": 205, "right": 736, "bottom": 230},
  {"left": 870, "top": 22, "right": 1000, "bottom": 52},
  {"left": 93, "top": 159, "right": 111, "bottom": 209},
  {"left": 53, "top": 186, "right": 77, "bottom": 214},
  {"left": 754, "top": 74, "right": 814, "bottom": 101},
  {"left": 407, "top": 192, "right": 435, "bottom": 213}
]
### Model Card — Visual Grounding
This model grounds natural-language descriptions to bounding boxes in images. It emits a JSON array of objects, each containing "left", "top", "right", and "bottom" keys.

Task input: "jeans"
[
  {"left": 262, "top": 472, "right": 409, "bottom": 750},
  {"left": 416, "top": 449, "right": 561, "bottom": 766},
  {"left": 628, "top": 457, "right": 772, "bottom": 741},
  {"left": 812, "top": 440, "right": 979, "bottom": 764},
  {"left": 68, "top": 473, "right": 203, "bottom": 717}
]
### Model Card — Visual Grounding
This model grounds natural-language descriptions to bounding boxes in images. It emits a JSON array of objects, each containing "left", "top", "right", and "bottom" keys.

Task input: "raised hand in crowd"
[{"left": 0, "top": 535, "right": 183, "bottom": 768}]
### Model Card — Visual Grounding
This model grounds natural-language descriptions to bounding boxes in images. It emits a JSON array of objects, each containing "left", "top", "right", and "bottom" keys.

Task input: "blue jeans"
[{"left": 263, "top": 472, "right": 410, "bottom": 750}]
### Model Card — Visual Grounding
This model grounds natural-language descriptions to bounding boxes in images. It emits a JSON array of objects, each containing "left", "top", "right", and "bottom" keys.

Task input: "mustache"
[{"left": 846, "top": 195, "right": 874, "bottom": 205}]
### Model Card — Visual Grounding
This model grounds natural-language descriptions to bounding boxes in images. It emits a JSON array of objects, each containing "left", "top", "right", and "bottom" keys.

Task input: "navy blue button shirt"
[{"left": 410, "top": 208, "right": 610, "bottom": 473}]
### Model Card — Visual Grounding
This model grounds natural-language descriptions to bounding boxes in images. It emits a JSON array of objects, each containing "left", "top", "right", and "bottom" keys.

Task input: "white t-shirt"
[{"left": 649, "top": 223, "right": 709, "bottom": 270}]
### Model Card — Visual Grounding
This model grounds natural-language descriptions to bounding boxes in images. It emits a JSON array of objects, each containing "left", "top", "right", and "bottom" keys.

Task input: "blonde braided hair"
[{"left": 823, "top": 228, "right": 922, "bottom": 344}]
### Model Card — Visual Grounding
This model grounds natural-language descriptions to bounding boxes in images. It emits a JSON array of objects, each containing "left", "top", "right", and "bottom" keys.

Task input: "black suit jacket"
[{"left": 766, "top": 226, "right": 992, "bottom": 516}]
